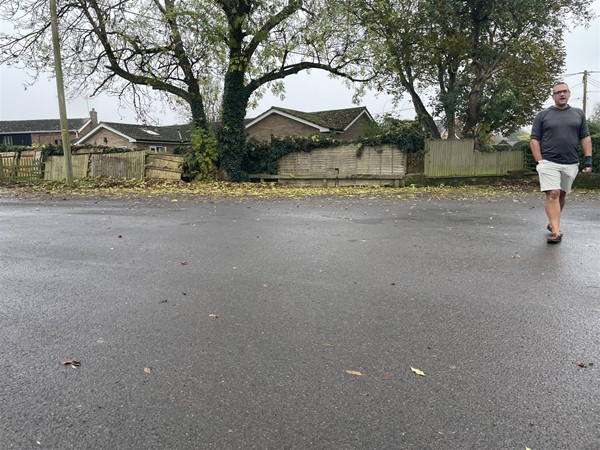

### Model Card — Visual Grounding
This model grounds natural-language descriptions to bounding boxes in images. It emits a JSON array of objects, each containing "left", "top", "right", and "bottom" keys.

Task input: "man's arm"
[
  {"left": 581, "top": 136, "right": 593, "bottom": 173},
  {"left": 530, "top": 138, "right": 543, "bottom": 163}
]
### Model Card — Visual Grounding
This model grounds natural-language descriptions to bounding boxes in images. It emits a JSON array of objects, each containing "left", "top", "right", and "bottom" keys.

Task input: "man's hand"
[{"left": 583, "top": 155, "right": 592, "bottom": 173}]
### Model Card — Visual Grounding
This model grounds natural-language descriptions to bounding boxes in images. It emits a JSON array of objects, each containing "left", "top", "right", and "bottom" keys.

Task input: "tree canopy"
[{"left": 353, "top": 0, "right": 593, "bottom": 141}]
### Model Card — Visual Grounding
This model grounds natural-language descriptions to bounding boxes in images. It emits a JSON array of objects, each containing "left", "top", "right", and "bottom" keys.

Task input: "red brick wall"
[{"left": 247, "top": 114, "right": 322, "bottom": 141}]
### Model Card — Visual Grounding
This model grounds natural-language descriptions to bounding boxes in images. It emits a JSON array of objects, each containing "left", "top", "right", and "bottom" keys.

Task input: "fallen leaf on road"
[
  {"left": 410, "top": 367, "right": 425, "bottom": 376},
  {"left": 144, "top": 367, "right": 152, "bottom": 374},
  {"left": 117, "top": 235, "right": 122, "bottom": 238},
  {"left": 577, "top": 362, "right": 588, "bottom": 368},
  {"left": 209, "top": 313, "right": 219, "bottom": 318},
  {"left": 345, "top": 370, "right": 364, "bottom": 377},
  {"left": 60, "top": 359, "right": 81, "bottom": 367},
  {"left": 180, "top": 261, "right": 188, "bottom": 265}
]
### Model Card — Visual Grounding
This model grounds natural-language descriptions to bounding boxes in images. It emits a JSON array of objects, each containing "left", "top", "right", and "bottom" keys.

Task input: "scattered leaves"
[
  {"left": 209, "top": 313, "right": 219, "bottom": 319},
  {"left": 0, "top": 179, "right": 560, "bottom": 202},
  {"left": 180, "top": 261, "right": 188, "bottom": 265},
  {"left": 144, "top": 367, "right": 152, "bottom": 374},
  {"left": 410, "top": 367, "right": 425, "bottom": 376},
  {"left": 345, "top": 370, "right": 364, "bottom": 377},
  {"left": 577, "top": 362, "right": 588, "bottom": 368},
  {"left": 60, "top": 359, "right": 81, "bottom": 367}
]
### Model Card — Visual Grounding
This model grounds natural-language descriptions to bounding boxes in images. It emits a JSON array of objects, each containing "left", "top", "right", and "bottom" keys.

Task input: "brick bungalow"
[
  {"left": 0, "top": 109, "right": 98, "bottom": 146},
  {"left": 74, "top": 122, "right": 191, "bottom": 152},
  {"left": 245, "top": 106, "right": 375, "bottom": 141}
]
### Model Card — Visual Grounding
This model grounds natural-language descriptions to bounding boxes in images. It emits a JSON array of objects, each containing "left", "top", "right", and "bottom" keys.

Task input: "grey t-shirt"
[{"left": 530, "top": 106, "right": 590, "bottom": 164}]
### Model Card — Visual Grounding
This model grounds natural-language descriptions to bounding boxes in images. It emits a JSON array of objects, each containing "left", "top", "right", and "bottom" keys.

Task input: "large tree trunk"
[
  {"left": 218, "top": 69, "right": 250, "bottom": 181},
  {"left": 463, "top": 64, "right": 486, "bottom": 138},
  {"left": 400, "top": 75, "right": 441, "bottom": 139},
  {"left": 188, "top": 85, "right": 208, "bottom": 131}
]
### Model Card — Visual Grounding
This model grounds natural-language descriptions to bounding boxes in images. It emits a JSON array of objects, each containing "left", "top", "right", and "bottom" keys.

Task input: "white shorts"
[{"left": 536, "top": 160, "right": 579, "bottom": 193}]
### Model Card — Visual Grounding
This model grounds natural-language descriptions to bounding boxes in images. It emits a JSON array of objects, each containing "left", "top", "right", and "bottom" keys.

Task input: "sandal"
[
  {"left": 547, "top": 232, "right": 562, "bottom": 244},
  {"left": 546, "top": 223, "right": 563, "bottom": 237}
]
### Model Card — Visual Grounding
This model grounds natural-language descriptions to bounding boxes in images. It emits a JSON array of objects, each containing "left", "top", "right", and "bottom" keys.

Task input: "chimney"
[{"left": 90, "top": 108, "right": 98, "bottom": 127}]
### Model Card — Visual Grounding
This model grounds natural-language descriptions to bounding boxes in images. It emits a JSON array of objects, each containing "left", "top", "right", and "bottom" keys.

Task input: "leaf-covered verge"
[{"left": 1, "top": 178, "right": 598, "bottom": 202}]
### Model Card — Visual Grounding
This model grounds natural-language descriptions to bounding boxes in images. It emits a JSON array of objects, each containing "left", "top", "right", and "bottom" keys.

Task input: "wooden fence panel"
[
  {"left": 44, "top": 155, "right": 89, "bottom": 180},
  {"left": 0, "top": 152, "right": 44, "bottom": 180},
  {"left": 90, "top": 152, "right": 146, "bottom": 179},
  {"left": 145, "top": 153, "right": 183, "bottom": 180},
  {"left": 425, "top": 139, "right": 524, "bottom": 177}
]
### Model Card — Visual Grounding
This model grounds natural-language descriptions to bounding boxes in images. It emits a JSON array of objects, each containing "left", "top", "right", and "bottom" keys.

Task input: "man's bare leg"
[{"left": 545, "top": 189, "right": 562, "bottom": 235}]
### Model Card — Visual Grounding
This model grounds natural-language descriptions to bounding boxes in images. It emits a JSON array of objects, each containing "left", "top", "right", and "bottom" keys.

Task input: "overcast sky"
[{"left": 0, "top": 4, "right": 598, "bottom": 125}]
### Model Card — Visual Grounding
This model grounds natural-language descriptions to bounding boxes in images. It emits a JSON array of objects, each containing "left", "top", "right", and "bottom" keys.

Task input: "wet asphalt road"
[{"left": 1, "top": 190, "right": 599, "bottom": 450}]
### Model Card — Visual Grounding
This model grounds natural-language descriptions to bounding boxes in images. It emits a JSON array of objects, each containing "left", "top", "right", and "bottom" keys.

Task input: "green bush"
[
  {"left": 493, "top": 144, "right": 512, "bottom": 152},
  {"left": 174, "top": 127, "right": 218, "bottom": 181},
  {"left": 512, "top": 140, "right": 535, "bottom": 171}
]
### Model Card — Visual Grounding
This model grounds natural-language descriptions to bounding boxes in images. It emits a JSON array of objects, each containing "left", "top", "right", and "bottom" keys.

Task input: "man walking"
[{"left": 530, "top": 81, "right": 592, "bottom": 244}]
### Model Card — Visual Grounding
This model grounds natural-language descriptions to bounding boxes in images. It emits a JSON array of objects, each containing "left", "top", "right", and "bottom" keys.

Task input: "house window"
[
  {"left": 103, "top": 137, "right": 108, "bottom": 143},
  {"left": 3, "top": 136, "right": 13, "bottom": 145},
  {"left": 149, "top": 146, "right": 166, "bottom": 152}
]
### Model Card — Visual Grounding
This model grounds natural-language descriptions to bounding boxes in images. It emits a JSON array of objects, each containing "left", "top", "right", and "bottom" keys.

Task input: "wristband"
[{"left": 584, "top": 156, "right": 592, "bottom": 167}]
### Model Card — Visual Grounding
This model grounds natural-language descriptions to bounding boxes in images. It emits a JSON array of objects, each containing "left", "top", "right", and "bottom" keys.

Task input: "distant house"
[
  {"left": 0, "top": 109, "right": 98, "bottom": 146},
  {"left": 75, "top": 122, "right": 191, "bottom": 152},
  {"left": 245, "top": 106, "right": 375, "bottom": 141}
]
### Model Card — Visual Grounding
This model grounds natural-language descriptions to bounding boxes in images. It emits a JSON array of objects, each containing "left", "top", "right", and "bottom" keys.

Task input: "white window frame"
[{"left": 149, "top": 145, "right": 166, "bottom": 152}]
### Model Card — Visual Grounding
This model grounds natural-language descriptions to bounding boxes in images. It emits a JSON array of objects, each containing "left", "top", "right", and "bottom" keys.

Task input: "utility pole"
[
  {"left": 582, "top": 70, "right": 588, "bottom": 117},
  {"left": 49, "top": 0, "right": 73, "bottom": 185}
]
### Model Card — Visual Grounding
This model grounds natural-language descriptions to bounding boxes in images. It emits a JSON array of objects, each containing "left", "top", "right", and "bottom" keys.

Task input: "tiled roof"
[
  {"left": 89, "top": 122, "right": 191, "bottom": 143},
  {"left": 0, "top": 118, "right": 90, "bottom": 134},
  {"left": 268, "top": 106, "right": 371, "bottom": 131}
]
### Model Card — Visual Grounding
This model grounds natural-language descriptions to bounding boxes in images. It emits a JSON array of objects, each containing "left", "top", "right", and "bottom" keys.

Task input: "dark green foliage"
[
  {"left": 587, "top": 122, "right": 600, "bottom": 136},
  {"left": 361, "top": 120, "right": 383, "bottom": 138},
  {"left": 360, "top": 119, "right": 427, "bottom": 154},
  {"left": 0, "top": 145, "right": 32, "bottom": 154},
  {"left": 513, "top": 140, "right": 535, "bottom": 171},
  {"left": 217, "top": 71, "right": 250, "bottom": 182},
  {"left": 493, "top": 144, "right": 512, "bottom": 152},
  {"left": 174, "top": 127, "right": 218, "bottom": 181},
  {"left": 0, "top": 144, "right": 130, "bottom": 159}
]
